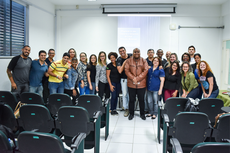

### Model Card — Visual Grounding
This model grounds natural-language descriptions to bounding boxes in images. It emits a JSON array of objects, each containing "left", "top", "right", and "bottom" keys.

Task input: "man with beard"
[
  {"left": 125, "top": 48, "right": 148, "bottom": 120},
  {"left": 7, "top": 45, "right": 32, "bottom": 100},
  {"left": 117, "top": 46, "right": 132, "bottom": 117}
]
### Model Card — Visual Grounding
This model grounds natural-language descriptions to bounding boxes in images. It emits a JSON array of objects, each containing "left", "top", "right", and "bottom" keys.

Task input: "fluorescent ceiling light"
[
  {"left": 107, "top": 14, "right": 171, "bottom": 17},
  {"left": 88, "top": 0, "right": 96, "bottom": 1}
]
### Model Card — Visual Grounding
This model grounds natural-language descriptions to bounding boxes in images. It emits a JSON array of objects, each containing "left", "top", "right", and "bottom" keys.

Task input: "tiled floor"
[{"left": 83, "top": 111, "right": 163, "bottom": 153}]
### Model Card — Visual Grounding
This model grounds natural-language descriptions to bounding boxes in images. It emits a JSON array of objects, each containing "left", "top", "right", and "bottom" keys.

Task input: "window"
[{"left": 0, "top": 0, "right": 26, "bottom": 56}]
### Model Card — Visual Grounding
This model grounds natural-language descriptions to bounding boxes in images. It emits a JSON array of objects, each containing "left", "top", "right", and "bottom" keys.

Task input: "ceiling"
[{"left": 47, "top": 0, "right": 228, "bottom": 6}]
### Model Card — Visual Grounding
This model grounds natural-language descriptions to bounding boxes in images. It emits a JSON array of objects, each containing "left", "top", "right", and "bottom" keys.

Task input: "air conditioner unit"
[{"left": 101, "top": 3, "right": 177, "bottom": 14}]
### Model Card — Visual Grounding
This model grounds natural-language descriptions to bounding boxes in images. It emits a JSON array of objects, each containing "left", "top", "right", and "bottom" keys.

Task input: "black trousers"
[
  {"left": 128, "top": 87, "right": 145, "bottom": 116},
  {"left": 42, "top": 81, "right": 49, "bottom": 104},
  {"left": 64, "top": 89, "right": 79, "bottom": 105},
  {"left": 98, "top": 81, "right": 110, "bottom": 101}
]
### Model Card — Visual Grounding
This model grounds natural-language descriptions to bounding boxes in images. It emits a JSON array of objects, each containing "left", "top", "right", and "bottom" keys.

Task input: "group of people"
[{"left": 6, "top": 45, "right": 219, "bottom": 121}]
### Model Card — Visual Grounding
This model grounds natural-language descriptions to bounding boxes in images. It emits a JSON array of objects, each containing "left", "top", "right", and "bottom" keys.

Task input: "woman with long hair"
[
  {"left": 164, "top": 61, "right": 181, "bottom": 101},
  {"left": 106, "top": 52, "right": 121, "bottom": 115},
  {"left": 181, "top": 61, "right": 200, "bottom": 98},
  {"left": 146, "top": 57, "right": 165, "bottom": 119},
  {"left": 68, "top": 48, "right": 78, "bottom": 66},
  {"left": 77, "top": 52, "right": 89, "bottom": 95},
  {"left": 198, "top": 61, "right": 219, "bottom": 98},
  {"left": 87, "top": 54, "right": 97, "bottom": 94},
  {"left": 96, "top": 51, "right": 110, "bottom": 101},
  {"left": 164, "top": 53, "right": 179, "bottom": 68}
]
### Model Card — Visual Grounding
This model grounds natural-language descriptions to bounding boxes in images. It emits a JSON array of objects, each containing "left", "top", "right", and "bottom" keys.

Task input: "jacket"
[
  {"left": 125, "top": 56, "right": 148, "bottom": 89},
  {"left": 64, "top": 66, "right": 78, "bottom": 90},
  {"left": 181, "top": 71, "right": 198, "bottom": 92}
]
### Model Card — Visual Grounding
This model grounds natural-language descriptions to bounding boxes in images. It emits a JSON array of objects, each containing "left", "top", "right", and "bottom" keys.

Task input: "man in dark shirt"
[
  {"left": 42, "top": 49, "right": 55, "bottom": 103},
  {"left": 7, "top": 45, "right": 32, "bottom": 100},
  {"left": 156, "top": 49, "right": 167, "bottom": 69},
  {"left": 117, "top": 46, "right": 132, "bottom": 117},
  {"left": 146, "top": 49, "right": 154, "bottom": 68}
]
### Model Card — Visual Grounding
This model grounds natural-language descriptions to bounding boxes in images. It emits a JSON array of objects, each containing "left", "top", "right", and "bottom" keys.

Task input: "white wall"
[
  {"left": 0, "top": 0, "right": 55, "bottom": 91},
  {"left": 56, "top": 6, "right": 117, "bottom": 60},
  {"left": 57, "top": 4, "right": 223, "bottom": 88},
  {"left": 221, "top": 0, "right": 230, "bottom": 89}
]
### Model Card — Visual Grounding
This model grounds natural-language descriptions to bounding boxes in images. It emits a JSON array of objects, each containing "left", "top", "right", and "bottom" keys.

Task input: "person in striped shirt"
[{"left": 48, "top": 52, "right": 70, "bottom": 94}]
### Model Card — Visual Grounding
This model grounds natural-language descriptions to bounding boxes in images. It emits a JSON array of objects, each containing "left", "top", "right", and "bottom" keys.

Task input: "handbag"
[
  {"left": 184, "top": 98, "right": 199, "bottom": 112},
  {"left": 14, "top": 101, "right": 26, "bottom": 119}
]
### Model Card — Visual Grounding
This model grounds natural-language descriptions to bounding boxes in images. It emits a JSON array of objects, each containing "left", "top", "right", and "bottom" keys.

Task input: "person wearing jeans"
[
  {"left": 29, "top": 50, "right": 49, "bottom": 97},
  {"left": 87, "top": 54, "right": 97, "bottom": 95},
  {"left": 48, "top": 52, "right": 69, "bottom": 94},
  {"left": 106, "top": 52, "right": 121, "bottom": 115},
  {"left": 117, "top": 46, "right": 132, "bottom": 117},
  {"left": 77, "top": 52, "right": 90, "bottom": 95},
  {"left": 181, "top": 61, "right": 200, "bottom": 99},
  {"left": 197, "top": 60, "right": 219, "bottom": 98},
  {"left": 7, "top": 45, "right": 32, "bottom": 101},
  {"left": 125, "top": 48, "right": 148, "bottom": 120},
  {"left": 146, "top": 57, "right": 165, "bottom": 119}
]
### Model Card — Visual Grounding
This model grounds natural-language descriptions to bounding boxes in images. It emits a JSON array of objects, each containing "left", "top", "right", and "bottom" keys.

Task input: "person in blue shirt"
[
  {"left": 64, "top": 57, "right": 79, "bottom": 104},
  {"left": 29, "top": 50, "right": 49, "bottom": 97},
  {"left": 146, "top": 57, "right": 165, "bottom": 119}
]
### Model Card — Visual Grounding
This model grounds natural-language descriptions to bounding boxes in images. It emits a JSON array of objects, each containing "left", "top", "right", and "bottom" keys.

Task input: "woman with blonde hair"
[
  {"left": 198, "top": 60, "right": 219, "bottom": 98},
  {"left": 96, "top": 51, "right": 110, "bottom": 101}
]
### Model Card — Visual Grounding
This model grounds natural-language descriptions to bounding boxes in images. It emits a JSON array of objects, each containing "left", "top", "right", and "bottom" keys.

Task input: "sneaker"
[
  {"left": 124, "top": 109, "right": 129, "bottom": 117},
  {"left": 128, "top": 114, "right": 134, "bottom": 120}
]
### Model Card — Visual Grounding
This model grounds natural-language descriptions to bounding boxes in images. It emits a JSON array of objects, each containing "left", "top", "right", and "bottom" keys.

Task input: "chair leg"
[
  {"left": 157, "top": 107, "right": 161, "bottom": 144},
  {"left": 105, "top": 103, "right": 110, "bottom": 140},
  {"left": 94, "top": 115, "right": 101, "bottom": 153},
  {"left": 163, "top": 119, "right": 168, "bottom": 153}
]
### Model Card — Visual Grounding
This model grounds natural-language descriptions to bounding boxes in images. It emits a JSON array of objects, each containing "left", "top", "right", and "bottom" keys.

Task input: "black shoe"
[
  {"left": 111, "top": 111, "right": 115, "bottom": 115},
  {"left": 128, "top": 114, "right": 134, "bottom": 120},
  {"left": 113, "top": 111, "right": 119, "bottom": 115},
  {"left": 141, "top": 115, "right": 146, "bottom": 120}
]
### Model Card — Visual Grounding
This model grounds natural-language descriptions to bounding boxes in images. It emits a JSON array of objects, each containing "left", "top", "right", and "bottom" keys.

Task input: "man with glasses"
[
  {"left": 42, "top": 49, "right": 55, "bottom": 103},
  {"left": 117, "top": 46, "right": 132, "bottom": 117}
]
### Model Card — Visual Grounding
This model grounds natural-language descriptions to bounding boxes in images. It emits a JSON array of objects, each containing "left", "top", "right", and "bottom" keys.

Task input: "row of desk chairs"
[
  {"left": 0, "top": 92, "right": 110, "bottom": 153},
  {"left": 156, "top": 97, "right": 230, "bottom": 153}
]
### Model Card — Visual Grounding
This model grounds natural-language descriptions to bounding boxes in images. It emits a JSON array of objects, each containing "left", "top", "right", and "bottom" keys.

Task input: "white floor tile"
[
  {"left": 110, "top": 133, "right": 134, "bottom": 143},
  {"left": 134, "top": 127, "right": 155, "bottom": 135},
  {"left": 133, "top": 144, "right": 159, "bottom": 153},
  {"left": 114, "top": 127, "right": 134, "bottom": 135},
  {"left": 133, "top": 134, "right": 158, "bottom": 145},
  {"left": 106, "top": 143, "right": 133, "bottom": 153}
]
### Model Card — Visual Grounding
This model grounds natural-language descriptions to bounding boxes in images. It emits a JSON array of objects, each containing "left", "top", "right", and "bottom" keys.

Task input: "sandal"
[
  {"left": 146, "top": 114, "right": 151, "bottom": 117},
  {"left": 151, "top": 115, "right": 156, "bottom": 119}
]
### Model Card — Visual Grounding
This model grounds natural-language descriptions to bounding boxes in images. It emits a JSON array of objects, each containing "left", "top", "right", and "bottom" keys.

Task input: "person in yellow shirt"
[{"left": 48, "top": 52, "right": 69, "bottom": 94}]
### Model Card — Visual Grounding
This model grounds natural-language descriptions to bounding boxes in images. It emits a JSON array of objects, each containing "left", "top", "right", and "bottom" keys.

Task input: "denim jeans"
[
  {"left": 121, "top": 78, "right": 129, "bottom": 110},
  {"left": 49, "top": 82, "right": 64, "bottom": 94},
  {"left": 147, "top": 90, "right": 159, "bottom": 116},
  {"left": 30, "top": 85, "right": 43, "bottom": 97},
  {"left": 79, "top": 82, "right": 90, "bottom": 95},
  {"left": 11, "top": 83, "right": 29, "bottom": 101},
  {"left": 89, "top": 82, "right": 96, "bottom": 95},
  {"left": 207, "top": 89, "right": 219, "bottom": 98},
  {"left": 110, "top": 82, "right": 121, "bottom": 111},
  {"left": 186, "top": 87, "right": 201, "bottom": 99}
]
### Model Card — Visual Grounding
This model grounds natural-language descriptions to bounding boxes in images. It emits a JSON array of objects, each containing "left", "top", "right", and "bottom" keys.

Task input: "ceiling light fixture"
[{"left": 107, "top": 14, "right": 171, "bottom": 17}]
